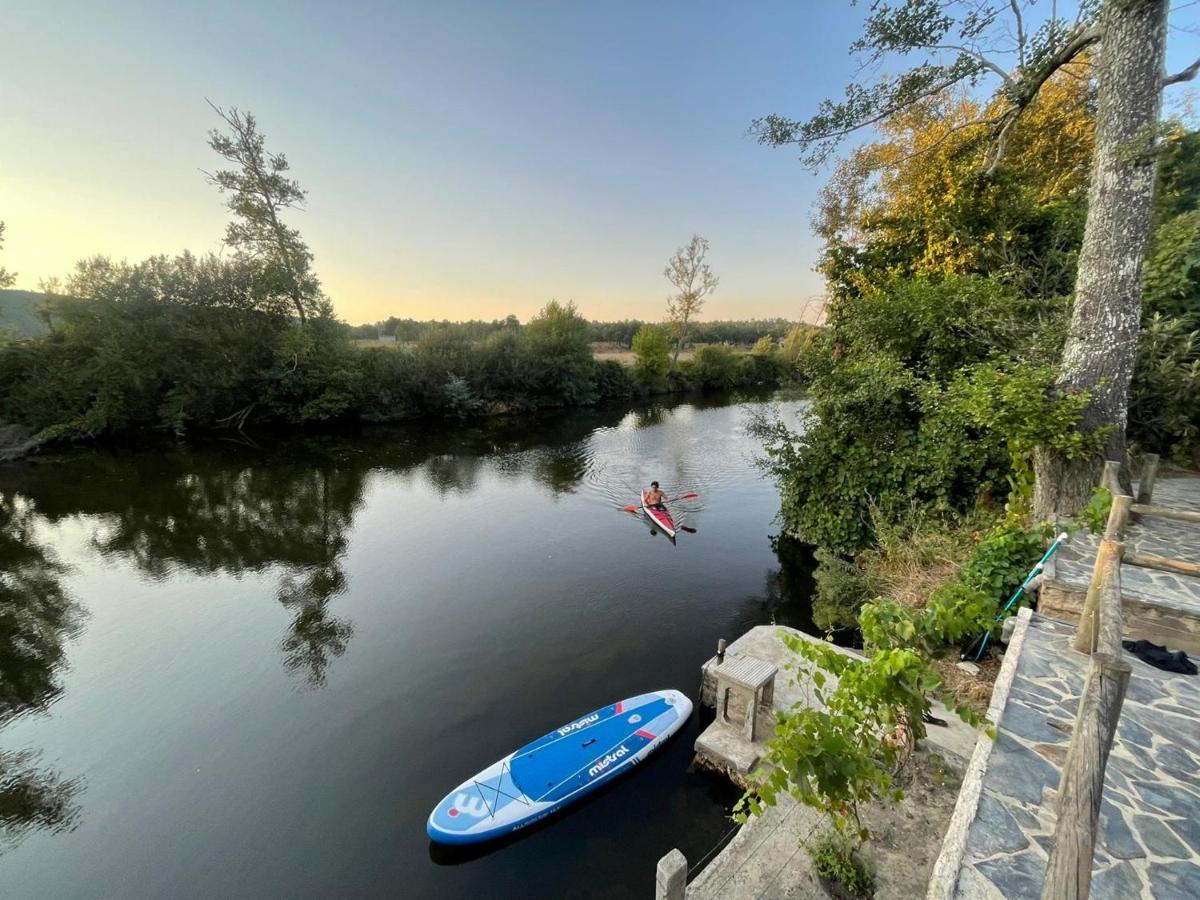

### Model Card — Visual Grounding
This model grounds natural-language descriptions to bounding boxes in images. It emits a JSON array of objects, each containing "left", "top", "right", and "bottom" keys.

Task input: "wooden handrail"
[{"left": 1041, "top": 652, "right": 1131, "bottom": 900}]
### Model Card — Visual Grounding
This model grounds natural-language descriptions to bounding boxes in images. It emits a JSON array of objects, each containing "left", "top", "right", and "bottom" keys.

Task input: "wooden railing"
[{"left": 1043, "top": 471, "right": 1135, "bottom": 899}]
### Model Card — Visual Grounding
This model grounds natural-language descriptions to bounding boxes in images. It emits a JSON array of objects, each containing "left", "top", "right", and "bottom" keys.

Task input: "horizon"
[
  {"left": 4, "top": 3, "right": 1196, "bottom": 325},
  {"left": 1, "top": 1, "right": 870, "bottom": 324}
]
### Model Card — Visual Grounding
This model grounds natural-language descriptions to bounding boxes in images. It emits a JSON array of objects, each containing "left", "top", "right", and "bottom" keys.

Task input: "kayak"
[
  {"left": 426, "top": 689, "right": 693, "bottom": 845},
  {"left": 641, "top": 492, "right": 677, "bottom": 539}
]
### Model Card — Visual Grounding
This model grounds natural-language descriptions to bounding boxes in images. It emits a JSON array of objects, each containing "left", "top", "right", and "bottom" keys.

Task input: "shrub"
[
  {"left": 439, "top": 375, "right": 483, "bottom": 419},
  {"left": 809, "top": 834, "right": 875, "bottom": 900},
  {"left": 691, "top": 345, "right": 739, "bottom": 390},
  {"left": 631, "top": 324, "right": 672, "bottom": 382},
  {"left": 1128, "top": 313, "right": 1200, "bottom": 460},
  {"left": 812, "top": 549, "right": 880, "bottom": 633},
  {"left": 525, "top": 300, "right": 596, "bottom": 406}
]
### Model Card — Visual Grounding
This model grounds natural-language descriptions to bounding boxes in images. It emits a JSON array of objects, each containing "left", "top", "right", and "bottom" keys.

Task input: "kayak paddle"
[{"left": 621, "top": 492, "right": 698, "bottom": 513}]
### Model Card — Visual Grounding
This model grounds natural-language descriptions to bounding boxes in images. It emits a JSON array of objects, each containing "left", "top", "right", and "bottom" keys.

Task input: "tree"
[
  {"left": 753, "top": 0, "right": 1198, "bottom": 519},
  {"left": 631, "top": 324, "right": 672, "bottom": 381},
  {"left": 205, "top": 102, "right": 325, "bottom": 324},
  {"left": 525, "top": 299, "right": 596, "bottom": 405},
  {"left": 0, "top": 222, "right": 15, "bottom": 288},
  {"left": 664, "top": 234, "right": 719, "bottom": 363}
]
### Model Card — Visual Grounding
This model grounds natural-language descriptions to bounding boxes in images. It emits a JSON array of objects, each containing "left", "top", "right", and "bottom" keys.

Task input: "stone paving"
[
  {"left": 1045, "top": 472, "right": 1200, "bottom": 652},
  {"left": 947, "top": 612, "right": 1200, "bottom": 899}
]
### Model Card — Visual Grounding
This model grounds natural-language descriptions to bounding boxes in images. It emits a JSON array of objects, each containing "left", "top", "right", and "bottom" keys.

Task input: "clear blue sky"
[{"left": 2, "top": 1, "right": 1196, "bottom": 323}]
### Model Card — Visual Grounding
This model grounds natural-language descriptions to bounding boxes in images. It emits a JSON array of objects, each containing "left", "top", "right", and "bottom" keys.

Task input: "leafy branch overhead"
[{"left": 751, "top": 0, "right": 1111, "bottom": 172}]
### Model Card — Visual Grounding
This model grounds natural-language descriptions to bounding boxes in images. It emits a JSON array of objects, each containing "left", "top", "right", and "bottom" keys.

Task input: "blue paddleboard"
[{"left": 426, "top": 689, "right": 693, "bottom": 844}]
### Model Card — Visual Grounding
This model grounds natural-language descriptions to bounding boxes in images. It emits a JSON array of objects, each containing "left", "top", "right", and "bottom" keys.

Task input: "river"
[{"left": 0, "top": 391, "right": 815, "bottom": 898}]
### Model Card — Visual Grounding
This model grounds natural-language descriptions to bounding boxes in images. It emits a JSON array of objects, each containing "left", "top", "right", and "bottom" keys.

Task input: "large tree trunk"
[{"left": 1033, "top": 0, "right": 1168, "bottom": 521}]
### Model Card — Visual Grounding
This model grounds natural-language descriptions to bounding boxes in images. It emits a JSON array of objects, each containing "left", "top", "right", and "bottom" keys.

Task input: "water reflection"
[
  {"left": 0, "top": 494, "right": 84, "bottom": 849},
  {"left": 0, "top": 495, "right": 82, "bottom": 722},
  {"left": 0, "top": 749, "right": 81, "bottom": 851}
]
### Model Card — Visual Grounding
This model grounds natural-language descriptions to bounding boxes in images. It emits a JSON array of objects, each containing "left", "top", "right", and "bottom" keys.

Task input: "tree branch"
[
  {"left": 1164, "top": 56, "right": 1200, "bottom": 86},
  {"left": 1009, "top": 0, "right": 1027, "bottom": 68}
]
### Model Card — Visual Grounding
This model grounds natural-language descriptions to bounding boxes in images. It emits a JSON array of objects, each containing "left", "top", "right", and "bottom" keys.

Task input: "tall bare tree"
[
  {"left": 664, "top": 233, "right": 719, "bottom": 363},
  {"left": 204, "top": 102, "right": 323, "bottom": 324},
  {"left": 753, "top": 0, "right": 1198, "bottom": 519},
  {"left": 0, "top": 222, "right": 16, "bottom": 288}
]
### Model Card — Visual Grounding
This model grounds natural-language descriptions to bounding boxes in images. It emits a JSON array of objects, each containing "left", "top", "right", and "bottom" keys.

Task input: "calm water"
[{"left": 0, "top": 392, "right": 815, "bottom": 899}]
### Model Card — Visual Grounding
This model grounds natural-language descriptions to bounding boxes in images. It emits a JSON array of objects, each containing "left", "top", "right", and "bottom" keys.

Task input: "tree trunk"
[{"left": 1032, "top": 0, "right": 1168, "bottom": 521}]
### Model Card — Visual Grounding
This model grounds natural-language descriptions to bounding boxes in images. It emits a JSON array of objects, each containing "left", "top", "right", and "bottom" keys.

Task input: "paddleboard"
[{"left": 426, "top": 689, "right": 693, "bottom": 844}]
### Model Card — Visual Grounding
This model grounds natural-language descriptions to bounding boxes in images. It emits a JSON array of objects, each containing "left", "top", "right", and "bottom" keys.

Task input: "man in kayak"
[{"left": 645, "top": 481, "right": 667, "bottom": 509}]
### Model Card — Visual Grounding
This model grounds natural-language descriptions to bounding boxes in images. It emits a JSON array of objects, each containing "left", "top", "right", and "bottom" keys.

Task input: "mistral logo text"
[
  {"left": 588, "top": 744, "right": 630, "bottom": 778},
  {"left": 557, "top": 713, "right": 599, "bottom": 737}
]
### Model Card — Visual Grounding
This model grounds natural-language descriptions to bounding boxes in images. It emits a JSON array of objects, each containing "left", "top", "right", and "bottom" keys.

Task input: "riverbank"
[{"left": 657, "top": 625, "right": 976, "bottom": 898}]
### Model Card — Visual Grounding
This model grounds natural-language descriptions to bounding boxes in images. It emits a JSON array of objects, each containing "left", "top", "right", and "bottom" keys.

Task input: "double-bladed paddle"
[{"left": 621, "top": 492, "right": 698, "bottom": 513}]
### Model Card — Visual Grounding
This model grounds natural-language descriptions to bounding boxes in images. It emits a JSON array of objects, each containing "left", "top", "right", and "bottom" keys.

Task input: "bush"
[
  {"left": 691, "top": 345, "right": 740, "bottom": 390},
  {"left": 809, "top": 834, "right": 875, "bottom": 900},
  {"left": 631, "top": 324, "right": 672, "bottom": 383},
  {"left": 812, "top": 549, "right": 880, "bottom": 632},
  {"left": 438, "top": 375, "right": 483, "bottom": 419},
  {"left": 1128, "top": 313, "right": 1200, "bottom": 460},
  {"left": 957, "top": 520, "right": 1047, "bottom": 602},
  {"left": 525, "top": 300, "right": 596, "bottom": 406}
]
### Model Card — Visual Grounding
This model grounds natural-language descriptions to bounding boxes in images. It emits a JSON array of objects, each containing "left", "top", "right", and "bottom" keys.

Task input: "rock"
[
  {"left": 1146, "top": 860, "right": 1200, "bottom": 900},
  {"left": 956, "top": 661, "right": 980, "bottom": 676},
  {"left": 1089, "top": 861, "right": 1145, "bottom": 900},
  {"left": 1097, "top": 801, "right": 1144, "bottom": 860},
  {"left": 965, "top": 794, "right": 1030, "bottom": 858},
  {"left": 974, "top": 847, "right": 1046, "bottom": 899},
  {"left": 1133, "top": 814, "right": 1189, "bottom": 859}
]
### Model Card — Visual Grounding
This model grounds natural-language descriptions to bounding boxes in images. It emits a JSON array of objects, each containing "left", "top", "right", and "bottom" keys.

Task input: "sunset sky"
[{"left": 3, "top": 2, "right": 1197, "bottom": 324}]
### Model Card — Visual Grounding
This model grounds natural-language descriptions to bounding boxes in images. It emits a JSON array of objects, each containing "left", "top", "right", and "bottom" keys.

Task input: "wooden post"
[
  {"left": 1073, "top": 539, "right": 1124, "bottom": 655},
  {"left": 1136, "top": 453, "right": 1159, "bottom": 504},
  {"left": 1104, "top": 494, "right": 1132, "bottom": 541},
  {"left": 1074, "top": 495, "right": 1131, "bottom": 655},
  {"left": 1041, "top": 652, "right": 1131, "bottom": 900},
  {"left": 1100, "top": 460, "right": 1122, "bottom": 494},
  {"left": 1097, "top": 545, "right": 1125, "bottom": 659}
]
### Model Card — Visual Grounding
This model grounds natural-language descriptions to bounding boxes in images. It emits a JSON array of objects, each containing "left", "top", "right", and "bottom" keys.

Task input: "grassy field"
[{"left": 349, "top": 339, "right": 754, "bottom": 363}]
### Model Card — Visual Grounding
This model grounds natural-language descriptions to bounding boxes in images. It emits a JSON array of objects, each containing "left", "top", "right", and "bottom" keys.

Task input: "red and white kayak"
[{"left": 641, "top": 492, "right": 677, "bottom": 539}]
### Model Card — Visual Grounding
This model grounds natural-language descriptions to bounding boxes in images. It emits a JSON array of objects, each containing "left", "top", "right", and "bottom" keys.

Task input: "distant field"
[
  {"left": 350, "top": 338, "right": 757, "bottom": 364},
  {"left": 592, "top": 342, "right": 753, "bottom": 364}
]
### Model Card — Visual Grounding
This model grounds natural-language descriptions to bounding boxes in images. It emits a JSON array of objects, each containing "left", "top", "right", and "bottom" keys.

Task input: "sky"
[{"left": 2, "top": 2, "right": 1197, "bottom": 325}]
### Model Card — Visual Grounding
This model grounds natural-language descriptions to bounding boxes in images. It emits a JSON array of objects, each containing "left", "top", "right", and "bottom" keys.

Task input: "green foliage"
[
  {"left": 1128, "top": 313, "right": 1200, "bottom": 460},
  {"left": 525, "top": 300, "right": 596, "bottom": 406},
  {"left": 752, "top": 275, "right": 1094, "bottom": 555},
  {"left": 812, "top": 549, "right": 880, "bottom": 633},
  {"left": 1078, "top": 486, "right": 1112, "bottom": 535},
  {"left": 439, "top": 375, "right": 483, "bottom": 419},
  {"left": 736, "top": 625, "right": 984, "bottom": 846},
  {"left": 809, "top": 834, "right": 875, "bottom": 899},
  {"left": 690, "top": 345, "right": 740, "bottom": 390},
  {"left": 631, "top": 324, "right": 672, "bottom": 382},
  {"left": 1143, "top": 211, "right": 1200, "bottom": 322},
  {"left": 957, "top": 520, "right": 1046, "bottom": 602}
]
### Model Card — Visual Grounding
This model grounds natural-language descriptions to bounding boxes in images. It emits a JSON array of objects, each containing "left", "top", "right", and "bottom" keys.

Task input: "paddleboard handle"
[{"left": 717, "top": 638, "right": 727, "bottom": 664}]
